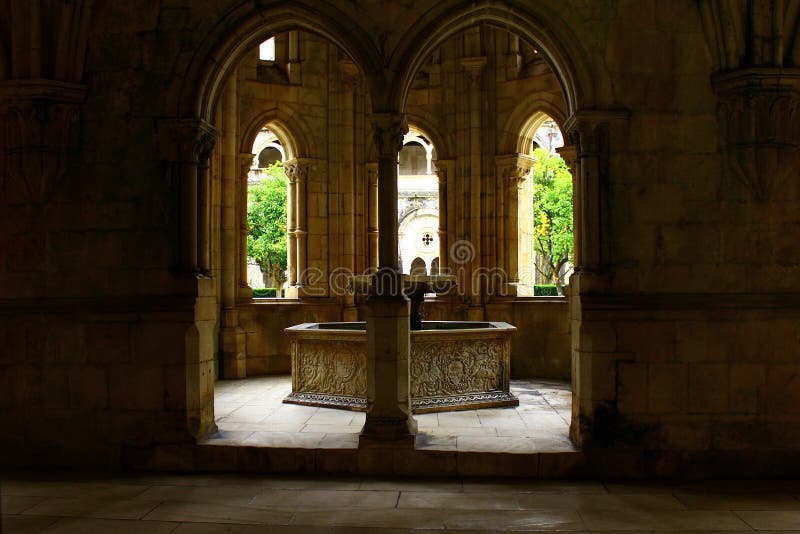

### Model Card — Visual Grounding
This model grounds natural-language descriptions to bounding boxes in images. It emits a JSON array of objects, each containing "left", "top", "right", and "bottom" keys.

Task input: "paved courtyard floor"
[
  {"left": 207, "top": 375, "right": 575, "bottom": 453},
  {"left": 3, "top": 472, "right": 800, "bottom": 532}
]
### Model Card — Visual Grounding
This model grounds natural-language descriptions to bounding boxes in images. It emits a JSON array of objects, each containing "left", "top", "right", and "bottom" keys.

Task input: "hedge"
[
  {"left": 252, "top": 288, "right": 278, "bottom": 298},
  {"left": 534, "top": 284, "right": 563, "bottom": 296}
]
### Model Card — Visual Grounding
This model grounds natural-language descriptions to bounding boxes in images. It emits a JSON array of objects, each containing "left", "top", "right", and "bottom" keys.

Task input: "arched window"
[
  {"left": 398, "top": 129, "right": 439, "bottom": 275},
  {"left": 246, "top": 127, "right": 288, "bottom": 297},
  {"left": 259, "top": 37, "right": 276, "bottom": 61}
]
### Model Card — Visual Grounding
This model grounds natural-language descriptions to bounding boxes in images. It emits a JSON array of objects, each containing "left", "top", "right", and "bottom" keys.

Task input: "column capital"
[
  {"left": 563, "top": 109, "right": 629, "bottom": 157},
  {"left": 495, "top": 153, "right": 535, "bottom": 185},
  {"left": 461, "top": 56, "right": 487, "bottom": 84},
  {"left": 370, "top": 113, "right": 407, "bottom": 158},
  {"left": 157, "top": 117, "right": 218, "bottom": 165},
  {"left": 712, "top": 68, "right": 800, "bottom": 200}
]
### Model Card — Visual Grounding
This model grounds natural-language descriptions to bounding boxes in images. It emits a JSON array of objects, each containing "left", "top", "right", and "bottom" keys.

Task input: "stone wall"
[{"left": 2, "top": 0, "right": 800, "bottom": 474}]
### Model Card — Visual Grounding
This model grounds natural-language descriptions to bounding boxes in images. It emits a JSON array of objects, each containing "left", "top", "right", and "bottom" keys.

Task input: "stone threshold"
[{"left": 132, "top": 442, "right": 585, "bottom": 477}]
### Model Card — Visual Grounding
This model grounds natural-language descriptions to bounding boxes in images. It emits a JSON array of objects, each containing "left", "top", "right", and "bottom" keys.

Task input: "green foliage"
[
  {"left": 534, "top": 284, "right": 559, "bottom": 296},
  {"left": 252, "top": 288, "right": 278, "bottom": 298},
  {"left": 531, "top": 148, "right": 573, "bottom": 293},
  {"left": 247, "top": 162, "right": 288, "bottom": 294}
]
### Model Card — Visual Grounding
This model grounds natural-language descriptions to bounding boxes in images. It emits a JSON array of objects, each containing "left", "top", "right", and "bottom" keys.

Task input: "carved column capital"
[
  {"left": 157, "top": 117, "right": 219, "bottom": 165},
  {"left": 713, "top": 68, "right": 800, "bottom": 200},
  {"left": 0, "top": 80, "right": 87, "bottom": 203},
  {"left": 461, "top": 56, "right": 487, "bottom": 85},
  {"left": 495, "top": 153, "right": 535, "bottom": 188},
  {"left": 370, "top": 113, "right": 407, "bottom": 158},
  {"left": 282, "top": 158, "right": 311, "bottom": 183},
  {"left": 339, "top": 58, "right": 361, "bottom": 90}
]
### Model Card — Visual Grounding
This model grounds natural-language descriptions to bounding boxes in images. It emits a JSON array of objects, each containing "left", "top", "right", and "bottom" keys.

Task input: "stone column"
[
  {"left": 220, "top": 79, "right": 246, "bottom": 378},
  {"left": 237, "top": 153, "right": 255, "bottom": 299},
  {"left": 284, "top": 159, "right": 309, "bottom": 295},
  {"left": 158, "top": 118, "right": 217, "bottom": 275},
  {"left": 461, "top": 57, "right": 486, "bottom": 320},
  {"left": 433, "top": 160, "right": 453, "bottom": 275},
  {"left": 360, "top": 113, "right": 416, "bottom": 446},
  {"left": 340, "top": 59, "right": 360, "bottom": 320},
  {"left": 367, "top": 162, "right": 379, "bottom": 272},
  {"left": 494, "top": 154, "right": 534, "bottom": 296}
]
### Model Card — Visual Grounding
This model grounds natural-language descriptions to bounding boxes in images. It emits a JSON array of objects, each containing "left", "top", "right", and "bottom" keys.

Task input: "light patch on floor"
[{"left": 207, "top": 375, "right": 576, "bottom": 453}]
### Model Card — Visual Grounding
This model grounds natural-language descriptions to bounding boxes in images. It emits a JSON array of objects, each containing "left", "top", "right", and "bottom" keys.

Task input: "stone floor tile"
[
  {"left": 0, "top": 514, "right": 61, "bottom": 533},
  {"left": 736, "top": 510, "right": 800, "bottom": 530},
  {"left": 174, "top": 523, "right": 334, "bottom": 533},
  {"left": 302, "top": 424, "right": 361, "bottom": 434},
  {"left": 422, "top": 425, "right": 497, "bottom": 436},
  {"left": 1, "top": 495, "right": 46, "bottom": 514},
  {"left": 251, "top": 488, "right": 398, "bottom": 509},
  {"left": 435, "top": 410, "right": 483, "bottom": 427},
  {"left": 197, "top": 430, "right": 254, "bottom": 445},
  {"left": 578, "top": 509, "right": 752, "bottom": 531},
  {"left": 142, "top": 501, "right": 293, "bottom": 525},
  {"left": 398, "top": 491, "right": 521, "bottom": 510},
  {"left": 358, "top": 477, "right": 463, "bottom": 492},
  {"left": 442, "top": 509, "right": 585, "bottom": 531},
  {"left": 516, "top": 493, "right": 686, "bottom": 511},
  {"left": 291, "top": 508, "right": 445, "bottom": 529},
  {"left": 42, "top": 517, "right": 179, "bottom": 533},
  {"left": 223, "top": 405, "right": 272, "bottom": 423},
  {"left": 457, "top": 436, "right": 538, "bottom": 453},
  {"left": 316, "top": 433, "right": 359, "bottom": 448},
  {"left": 213, "top": 376, "right": 574, "bottom": 452},
  {"left": 21, "top": 497, "right": 161, "bottom": 520},
  {"left": 134, "top": 485, "right": 262, "bottom": 506},
  {"left": 245, "top": 422, "right": 306, "bottom": 433},
  {"left": 675, "top": 492, "right": 800, "bottom": 510},
  {"left": 462, "top": 480, "right": 607, "bottom": 494},
  {"left": 258, "top": 476, "right": 361, "bottom": 491},
  {"left": 415, "top": 433, "right": 458, "bottom": 450},
  {"left": 242, "top": 431, "right": 326, "bottom": 448},
  {"left": 0, "top": 481, "right": 150, "bottom": 499},
  {"left": 306, "top": 411, "right": 356, "bottom": 426}
]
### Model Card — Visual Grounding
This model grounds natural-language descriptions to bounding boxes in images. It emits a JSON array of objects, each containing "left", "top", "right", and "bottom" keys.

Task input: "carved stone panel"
[
  {"left": 293, "top": 339, "right": 367, "bottom": 397},
  {"left": 410, "top": 339, "right": 505, "bottom": 397}
]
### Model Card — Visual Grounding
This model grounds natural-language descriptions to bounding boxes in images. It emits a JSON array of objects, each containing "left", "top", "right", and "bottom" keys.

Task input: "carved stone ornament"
[
  {"left": 370, "top": 113, "right": 407, "bottom": 158},
  {"left": 284, "top": 322, "right": 518, "bottom": 413},
  {"left": 713, "top": 69, "right": 800, "bottom": 200},
  {"left": 0, "top": 80, "right": 86, "bottom": 204},
  {"left": 157, "top": 118, "right": 218, "bottom": 165}
]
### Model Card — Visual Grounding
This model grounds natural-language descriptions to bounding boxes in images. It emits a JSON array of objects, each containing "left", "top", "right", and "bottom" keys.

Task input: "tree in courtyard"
[
  {"left": 531, "top": 147, "right": 573, "bottom": 294},
  {"left": 247, "top": 162, "right": 288, "bottom": 294}
]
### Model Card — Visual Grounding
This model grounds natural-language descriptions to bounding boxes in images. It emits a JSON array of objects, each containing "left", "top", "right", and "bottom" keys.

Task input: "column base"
[
  {"left": 220, "top": 326, "right": 246, "bottom": 379},
  {"left": 359, "top": 416, "right": 417, "bottom": 446}
]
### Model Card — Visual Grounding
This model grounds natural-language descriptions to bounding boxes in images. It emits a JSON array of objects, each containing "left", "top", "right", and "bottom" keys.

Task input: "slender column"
[
  {"left": 556, "top": 145, "right": 579, "bottom": 267},
  {"left": 461, "top": 58, "right": 485, "bottom": 318},
  {"left": 238, "top": 153, "right": 255, "bottom": 298},
  {"left": 284, "top": 159, "right": 310, "bottom": 293},
  {"left": 285, "top": 164, "right": 298, "bottom": 286},
  {"left": 367, "top": 162, "right": 379, "bottom": 272},
  {"left": 158, "top": 119, "right": 217, "bottom": 275},
  {"left": 220, "top": 79, "right": 246, "bottom": 378},
  {"left": 434, "top": 160, "right": 451, "bottom": 275},
  {"left": 360, "top": 112, "right": 416, "bottom": 446}
]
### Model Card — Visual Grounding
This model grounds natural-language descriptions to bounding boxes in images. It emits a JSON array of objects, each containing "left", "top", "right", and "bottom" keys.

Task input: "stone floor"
[
  {"left": 3, "top": 472, "right": 800, "bottom": 532},
  {"left": 208, "top": 375, "right": 575, "bottom": 453}
]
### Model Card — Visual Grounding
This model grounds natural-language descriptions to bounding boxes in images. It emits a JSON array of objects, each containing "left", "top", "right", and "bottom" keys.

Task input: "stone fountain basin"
[{"left": 284, "top": 321, "right": 518, "bottom": 413}]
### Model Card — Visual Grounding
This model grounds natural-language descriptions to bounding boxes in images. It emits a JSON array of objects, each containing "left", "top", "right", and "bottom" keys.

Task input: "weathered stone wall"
[{"left": 1, "top": 0, "right": 800, "bottom": 474}]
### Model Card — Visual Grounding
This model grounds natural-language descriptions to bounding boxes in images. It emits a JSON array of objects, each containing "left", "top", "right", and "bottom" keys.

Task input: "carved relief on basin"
[{"left": 284, "top": 321, "right": 518, "bottom": 413}]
